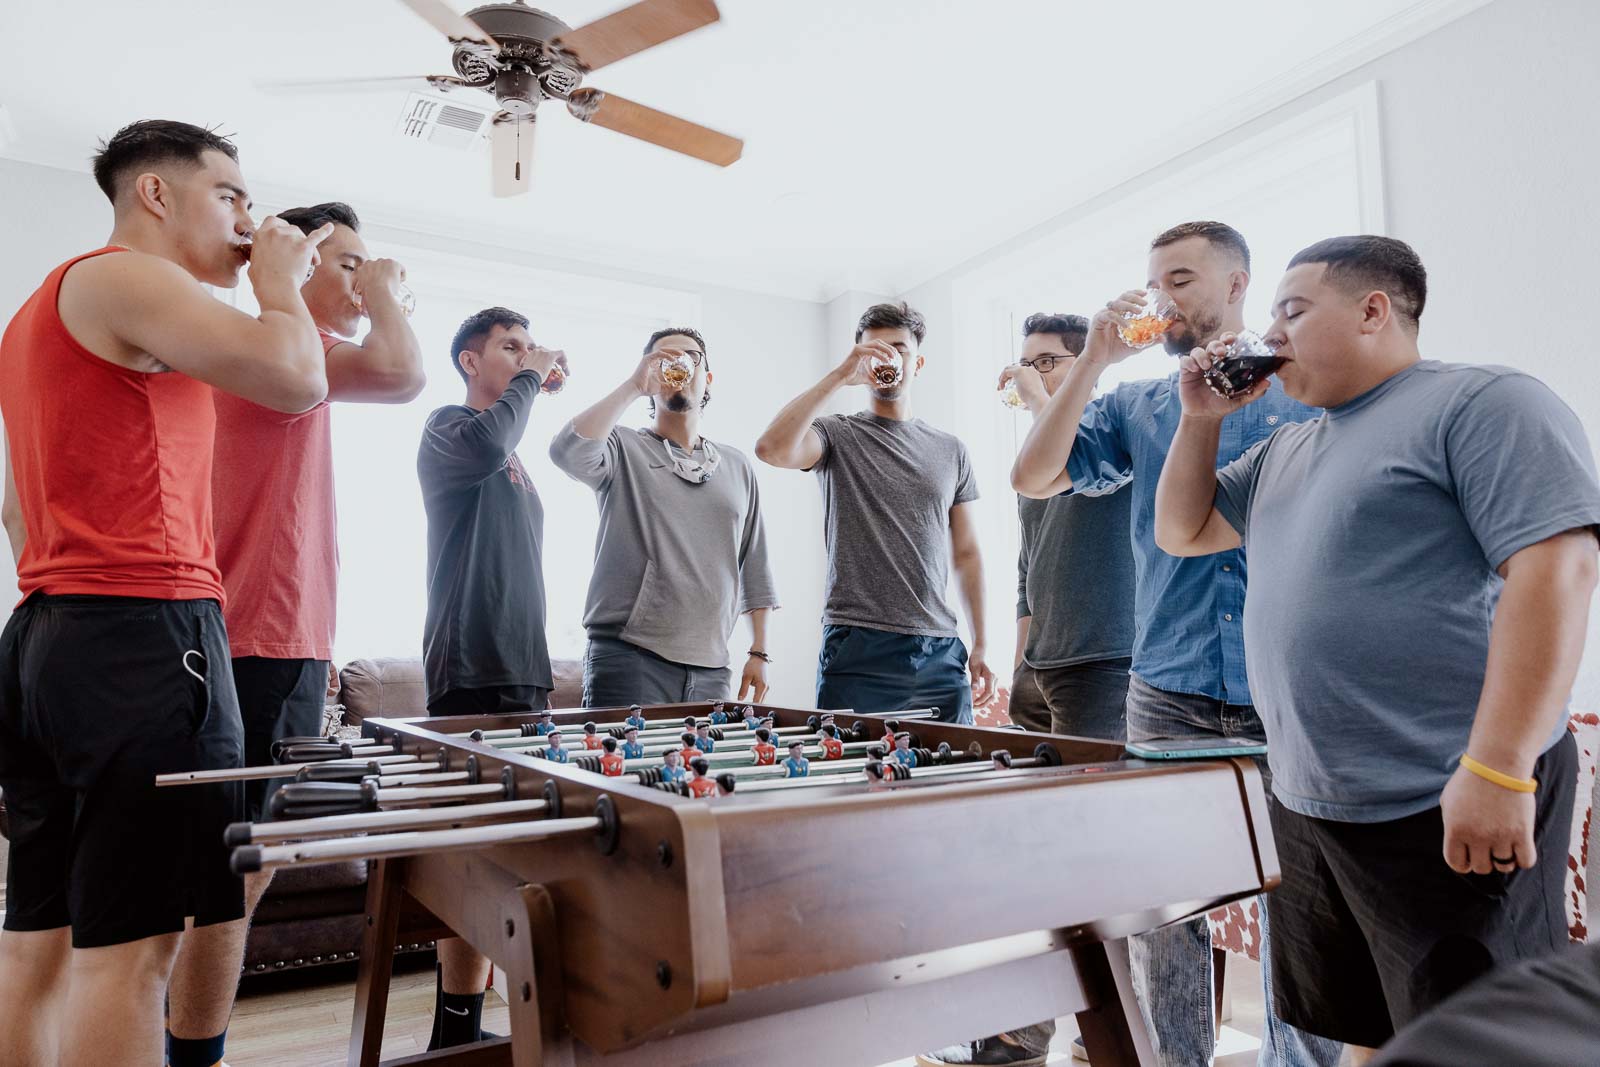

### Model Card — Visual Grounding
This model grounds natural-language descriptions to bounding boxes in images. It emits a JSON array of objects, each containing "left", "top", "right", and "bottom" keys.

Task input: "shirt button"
[
  {"left": 1222, "top": 564, "right": 1232, "bottom": 572},
  {"left": 1224, "top": 613, "right": 1234, "bottom": 622}
]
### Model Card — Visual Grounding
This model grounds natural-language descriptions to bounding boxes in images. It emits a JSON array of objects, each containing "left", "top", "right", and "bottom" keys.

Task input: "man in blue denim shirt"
[{"left": 1004, "top": 222, "right": 1339, "bottom": 1067}]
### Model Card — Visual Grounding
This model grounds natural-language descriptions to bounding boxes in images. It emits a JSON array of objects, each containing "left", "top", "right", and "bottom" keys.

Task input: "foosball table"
[{"left": 166, "top": 701, "right": 1280, "bottom": 1067}]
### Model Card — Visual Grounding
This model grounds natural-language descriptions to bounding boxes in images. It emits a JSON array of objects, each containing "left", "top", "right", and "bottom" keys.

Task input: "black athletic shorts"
[
  {"left": 427, "top": 684, "right": 550, "bottom": 717},
  {"left": 1267, "top": 730, "right": 1577, "bottom": 1047},
  {"left": 0, "top": 594, "right": 246, "bottom": 948},
  {"left": 234, "top": 656, "right": 330, "bottom": 822}
]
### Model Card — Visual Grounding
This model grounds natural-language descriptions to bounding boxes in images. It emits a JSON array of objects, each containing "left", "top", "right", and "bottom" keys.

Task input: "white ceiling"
[{"left": 0, "top": 1, "right": 1479, "bottom": 301}]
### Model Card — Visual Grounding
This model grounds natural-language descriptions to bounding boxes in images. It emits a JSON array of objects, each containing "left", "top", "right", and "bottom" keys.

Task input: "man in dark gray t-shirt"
[
  {"left": 1000, "top": 313, "right": 1136, "bottom": 742},
  {"left": 757, "top": 301, "right": 995, "bottom": 723},
  {"left": 1156, "top": 236, "right": 1600, "bottom": 1052}
]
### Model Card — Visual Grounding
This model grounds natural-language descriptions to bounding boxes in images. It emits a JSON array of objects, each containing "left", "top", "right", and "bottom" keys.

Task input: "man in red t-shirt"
[
  {"left": 599, "top": 737, "right": 627, "bottom": 776},
  {"left": 0, "top": 120, "right": 331, "bottom": 1067},
  {"left": 686, "top": 757, "right": 720, "bottom": 798},
  {"left": 582, "top": 722, "right": 606, "bottom": 750},
  {"left": 168, "top": 200, "right": 425, "bottom": 1059}
]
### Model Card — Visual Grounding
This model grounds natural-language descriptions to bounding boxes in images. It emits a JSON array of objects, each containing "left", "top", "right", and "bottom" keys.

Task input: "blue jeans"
[
  {"left": 1125, "top": 674, "right": 1342, "bottom": 1067},
  {"left": 814, "top": 624, "right": 973, "bottom": 724}
]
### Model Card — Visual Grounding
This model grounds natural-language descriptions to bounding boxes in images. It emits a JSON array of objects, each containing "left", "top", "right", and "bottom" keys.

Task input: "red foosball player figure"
[
  {"left": 678, "top": 732, "right": 701, "bottom": 769},
  {"left": 582, "top": 721, "right": 606, "bottom": 750},
  {"left": 682, "top": 715, "right": 698, "bottom": 733},
  {"left": 599, "top": 736, "right": 626, "bottom": 776},
  {"left": 751, "top": 727, "right": 777, "bottom": 766},
  {"left": 818, "top": 724, "right": 845, "bottom": 761},
  {"left": 879, "top": 718, "right": 901, "bottom": 754},
  {"left": 887, "top": 731, "right": 917, "bottom": 769},
  {"left": 686, "top": 756, "right": 720, "bottom": 798},
  {"left": 660, "top": 748, "right": 687, "bottom": 787}
]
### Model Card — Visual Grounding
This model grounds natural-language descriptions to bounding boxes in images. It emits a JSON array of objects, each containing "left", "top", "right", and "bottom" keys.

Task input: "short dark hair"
[
  {"left": 90, "top": 120, "right": 239, "bottom": 203},
  {"left": 601, "top": 737, "right": 618, "bottom": 752},
  {"left": 277, "top": 201, "right": 360, "bottom": 236},
  {"left": 854, "top": 301, "right": 926, "bottom": 346},
  {"left": 1287, "top": 235, "right": 1427, "bottom": 332},
  {"left": 643, "top": 326, "right": 711, "bottom": 414},
  {"left": 1022, "top": 312, "right": 1089, "bottom": 355},
  {"left": 691, "top": 757, "right": 710, "bottom": 775},
  {"left": 1150, "top": 220, "right": 1251, "bottom": 273},
  {"left": 450, "top": 306, "right": 529, "bottom": 383}
]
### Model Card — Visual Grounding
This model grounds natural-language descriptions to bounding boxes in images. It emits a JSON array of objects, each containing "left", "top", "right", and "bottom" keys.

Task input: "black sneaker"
[{"left": 915, "top": 1034, "right": 1048, "bottom": 1066}]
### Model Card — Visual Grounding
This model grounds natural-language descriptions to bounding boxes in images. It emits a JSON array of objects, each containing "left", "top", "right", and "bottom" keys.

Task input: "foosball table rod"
[
  {"left": 155, "top": 751, "right": 418, "bottom": 786},
  {"left": 231, "top": 812, "right": 606, "bottom": 874},
  {"left": 225, "top": 798, "right": 549, "bottom": 846}
]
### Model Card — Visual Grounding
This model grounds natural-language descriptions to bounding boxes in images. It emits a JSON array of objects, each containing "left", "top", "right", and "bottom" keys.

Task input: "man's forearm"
[
  {"left": 746, "top": 608, "right": 771, "bottom": 652},
  {"left": 1012, "top": 357, "right": 1104, "bottom": 495},
  {"left": 955, "top": 551, "right": 987, "bottom": 653},
  {"left": 1154, "top": 415, "right": 1225, "bottom": 552},
  {"left": 358, "top": 293, "right": 425, "bottom": 390},
  {"left": 571, "top": 380, "right": 638, "bottom": 441},
  {"left": 1465, "top": 533, "right": 1598, "bottom": 778},
  {"left": 756, "top": 367, "right": 846, "bottom": 465}
]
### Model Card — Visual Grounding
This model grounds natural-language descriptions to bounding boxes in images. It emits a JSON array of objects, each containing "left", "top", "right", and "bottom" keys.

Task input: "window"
[{"left": 946, "top": 84, "right": 1386, "bottom": 674}]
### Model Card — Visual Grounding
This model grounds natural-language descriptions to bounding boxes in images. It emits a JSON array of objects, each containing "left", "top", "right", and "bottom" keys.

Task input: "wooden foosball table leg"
[
  {"left": 498, "top": 883, "right": 573, "bottom": 1067},
  {"left": 1070, "top": 938, "right": 1158, "bottom": 1067},
  {"left": 351, "top": 858, "right": 407, "bottom": 1067}
]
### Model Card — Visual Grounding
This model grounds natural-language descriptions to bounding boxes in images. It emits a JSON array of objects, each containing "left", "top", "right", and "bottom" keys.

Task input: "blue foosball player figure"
[
  {"left": 694, "top": 721, "right": 715, "bottom": 753},
  {"left": 742, "top": 706, "right": 762, "bottom": 731},
  {"left": 544, "top": 730, "right": 570, "bottom": 763},
  {"left": 783, "top": 740, "right": 810, "bottom": 778},
  {"left": 533, "top": 709, "right": 557, "bottom": 736},
  {"left": 621, "top": 725, "right": 645, "bottom": 760},
  {"left": 660, "top": 748, "right": 687, "bottom": 786},
  {"left": 708, "top": 701, "right": 729, "bottom": 725},
  {"left": 887, "top": 731, "right": 917, "bottom": 769},
  {"left": 625, "top": 705, "right": 649, "bottom": 730}
]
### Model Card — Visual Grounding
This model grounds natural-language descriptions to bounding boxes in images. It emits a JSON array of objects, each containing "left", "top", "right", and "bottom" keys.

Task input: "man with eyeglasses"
[{"left": 551, "top": 326, "right": 779, "bottom": 707}]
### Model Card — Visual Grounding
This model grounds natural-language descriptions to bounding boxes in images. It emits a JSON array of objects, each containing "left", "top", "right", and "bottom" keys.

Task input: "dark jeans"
[
  {"left": 1008, "top": 657, "right": 1131, "bottom": 739},
  {"left": 234, "top": 656, "right": 331, "bottom": 821},
  {"left": 814, "top": 624, "right": 972, "bottom": 724},
  {"left": 583, "top": 636, "right": 731, "bottom": 708}
]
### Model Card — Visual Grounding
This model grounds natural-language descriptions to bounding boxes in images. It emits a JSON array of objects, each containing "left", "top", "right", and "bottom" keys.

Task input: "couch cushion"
[{"left": 340, "top": 656, "right": 585, "bottom": 721}]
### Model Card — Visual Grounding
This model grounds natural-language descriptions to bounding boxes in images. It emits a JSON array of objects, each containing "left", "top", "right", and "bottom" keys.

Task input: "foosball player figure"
[
  {"left": 545, "top": 730, "right": 570, "bottom": 764},
  {"left": 533, "top": 708, "right": 557, "bottom": 736},
  {"left": 678, "top": 732, "right": 701, "bottom": 768},
  {"left": 880, "top": 718, "right": 901, "bottom": 753},
  {"left": 625, "top": 705, "right": 649, "bottom": 730},
  {"left": 694, "top": 720, "right": 716, "bottom": 753},
  {"left": 599, "top": 736, "right": 626, "bottom": 776},
  {"left": 682, "top": 715, "right": 698, "bottom": 733},
  {"left": 708, "top": 700, "right": 729, "bottom": 725},
  {"left": 759, "top": 714, "right": 778, "bottom": 740},
  {"left": 582, "top": 721, "right": 606, "bottom": 750},
  {"left": 686, "top": 756, "right": 720, "bottom": 798},
  {"left": 621, "top": 725, "right": 645, "bottom": 760},
  {"left": 887, "top": 731, "right": 917, "bottom": 769},
  {"left": 819, "top": 723, "right": 845, "bottom": 760},
  {"left": 751, "top": 728, "right": 778, "bottom": 766},
  {"left": 660, "top": 748, "right": 687, "bottom": 787},
  {"left": 783, "top": 740, "right": 810, "bottom": 778},
  {"left": 742, "top": 706, "right": 762, "bottom": 730}
]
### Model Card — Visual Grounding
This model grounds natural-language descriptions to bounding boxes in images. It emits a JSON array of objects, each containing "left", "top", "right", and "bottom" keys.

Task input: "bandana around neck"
[{"left": 657, "top": 432, "right": 721, "bottom": 484}]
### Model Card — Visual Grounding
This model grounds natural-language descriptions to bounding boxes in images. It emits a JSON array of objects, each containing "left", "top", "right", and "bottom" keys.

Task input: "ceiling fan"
[{"left": 260, "top": 0, "right": 743, "bottom": 197}]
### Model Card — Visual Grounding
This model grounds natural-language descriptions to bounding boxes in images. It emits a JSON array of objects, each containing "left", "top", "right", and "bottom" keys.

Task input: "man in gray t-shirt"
[
  {"left": 552, "top": 326, "right": 779, "bottom": 707},
  {"left": 756, "top": 301, "right": 995, "bottom": 723},
  {"left": 1000, "top": 313, "right": 1136, "bottom": 742},
  {"left": 1155, "top": 235, "right": 1600, "bottom": 1051}
]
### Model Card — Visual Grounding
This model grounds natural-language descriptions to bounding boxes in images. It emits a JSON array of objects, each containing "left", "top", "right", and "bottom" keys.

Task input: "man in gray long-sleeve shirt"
[
  {"left": 416, "top": 306, "right": 566, "bottom": 1049},
  {"left": 551, "top": 325, "right": 778, "bottom": 707}
]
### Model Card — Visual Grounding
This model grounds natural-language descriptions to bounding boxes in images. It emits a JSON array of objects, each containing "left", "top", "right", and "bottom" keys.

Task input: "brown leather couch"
[{"left": 240, "top": 655, "right": 584, "bottom": 975}]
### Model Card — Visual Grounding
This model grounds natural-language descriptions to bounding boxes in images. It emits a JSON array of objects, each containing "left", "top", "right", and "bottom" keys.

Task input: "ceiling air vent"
[{"left": 395, "top": 92, "right": 495, "bottom": 151}]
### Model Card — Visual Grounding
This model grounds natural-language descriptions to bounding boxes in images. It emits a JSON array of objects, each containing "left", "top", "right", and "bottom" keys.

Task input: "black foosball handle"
[
  {"left": 267, "top": 780, "right": 380, "bottom": 819},
  {"left": 295, "top": 760, "right": 384, "bottom": 782}
]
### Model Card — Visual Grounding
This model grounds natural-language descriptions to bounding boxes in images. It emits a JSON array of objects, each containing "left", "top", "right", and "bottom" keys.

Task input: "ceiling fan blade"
[
  {"left": 397, "top": 0, "right": 498, "bottom": 50},
  {"left": 491, "top": 113, "right": 536, "bottom": 197},
  {"left": 257, "top": 75, "right": 470, "bottom": 96},
  {"left": 550, "top": 0, "right": 720, "bottom": 73},
  {"left": 566, "top": 88, "right": 741, "bottom": 166}
]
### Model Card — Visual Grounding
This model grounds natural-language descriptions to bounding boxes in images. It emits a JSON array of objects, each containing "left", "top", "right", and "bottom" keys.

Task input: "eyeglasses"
[
  {"left": 659, "top": 349, "right": 704, "bottom": 368},
  {"left": 1020, "top": 355, "right": 1069, "bottom": 373}
]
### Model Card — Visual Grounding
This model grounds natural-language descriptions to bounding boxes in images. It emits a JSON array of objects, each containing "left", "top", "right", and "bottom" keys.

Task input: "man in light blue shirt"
[{"left": 1003, "top": 222, "right": 1338, "bottom": 1067}]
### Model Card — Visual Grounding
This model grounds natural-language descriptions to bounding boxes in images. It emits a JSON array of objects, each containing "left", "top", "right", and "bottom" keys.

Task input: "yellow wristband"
[{"left": 1459, "top": 754, "right": 1537, "bottom": 794}]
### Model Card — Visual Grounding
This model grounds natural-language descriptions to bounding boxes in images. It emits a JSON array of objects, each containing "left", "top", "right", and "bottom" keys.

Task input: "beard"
[
  {"left": 665, "top": 392, "right": 693, "bottom": 413},
  {"left": 1162, "top": 304, "right": 1224, "bottom": 356},
  {"left": 871, "top": 383, "right": 905, "bottom": 401}
]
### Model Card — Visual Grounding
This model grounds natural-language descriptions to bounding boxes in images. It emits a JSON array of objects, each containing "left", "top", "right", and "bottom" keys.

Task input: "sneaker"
[
  {"left": 1071, "top": 1034, "right": 1090, "bottom": 1061},
  {"left": 916, "top": 1033, "right": 1048, "bottom": 1066}
]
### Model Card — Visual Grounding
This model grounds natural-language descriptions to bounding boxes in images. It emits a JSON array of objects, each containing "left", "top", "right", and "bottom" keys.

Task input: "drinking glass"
[
  {"left": 1202, "top": 330, "right": 1285, "bottom": 399},
  {"left": 1116, "top": 290, "right": 1179, "bottom": 349},
  {"left": 868, "top": 352, "right": 903, "bottom": 388}
]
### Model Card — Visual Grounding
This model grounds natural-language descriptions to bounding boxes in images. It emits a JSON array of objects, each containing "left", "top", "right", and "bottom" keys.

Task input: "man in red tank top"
[
  {"left": 0, "top": 120, "right": 331, "bottom": 1067},
  {"left": 166, "top": 200, "right": 425, "bottom": 1063}
]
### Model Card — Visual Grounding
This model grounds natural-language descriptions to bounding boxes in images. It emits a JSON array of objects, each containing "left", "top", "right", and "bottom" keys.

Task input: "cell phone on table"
[{"left": 1124, "top": 737, "right": 1267, "bottom": 760}]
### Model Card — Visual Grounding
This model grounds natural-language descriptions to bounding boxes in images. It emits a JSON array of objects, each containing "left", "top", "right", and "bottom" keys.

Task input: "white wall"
[
  {"left": 901, "top": 0, "right": 1600, "bottom": 708},
  {"left": 0, "top": 158, "right": 831, "bottom": 704}
]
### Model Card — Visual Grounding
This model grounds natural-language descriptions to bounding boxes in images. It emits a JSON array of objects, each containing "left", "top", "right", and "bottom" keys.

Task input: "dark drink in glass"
[{"left": 1204, "top": 331, "right": 1285, "bottom": 399}]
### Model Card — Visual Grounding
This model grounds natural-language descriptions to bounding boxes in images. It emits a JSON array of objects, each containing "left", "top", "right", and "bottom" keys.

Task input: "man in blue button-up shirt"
[{"left": 1010, "top": 222, "right": 1339, "bottom": 1067}]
